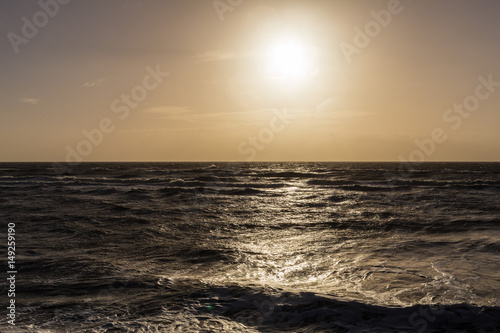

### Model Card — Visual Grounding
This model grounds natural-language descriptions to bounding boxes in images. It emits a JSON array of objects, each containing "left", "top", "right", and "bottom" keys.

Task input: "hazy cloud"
[
  {"left": 19, "top": 98, "right": 40, "bottom": 105},
  {"left": 192, "top": 51, "right": 236, "bottom": 63},
  {"left": 143, "top": 106, "right": 191, "bottom": 116},
  {"left": 83, "top": 78, "right": 107, "bottom": 88}
]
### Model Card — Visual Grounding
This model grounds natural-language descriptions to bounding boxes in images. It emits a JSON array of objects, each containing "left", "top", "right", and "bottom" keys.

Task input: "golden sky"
[{"left": 1, "top": 0, "right": 500, "bottom": 161}]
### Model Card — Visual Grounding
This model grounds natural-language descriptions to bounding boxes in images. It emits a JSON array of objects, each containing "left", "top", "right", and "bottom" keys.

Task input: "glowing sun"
[{"left": 266, "top": 38, "right": 314, "bottom": 80}]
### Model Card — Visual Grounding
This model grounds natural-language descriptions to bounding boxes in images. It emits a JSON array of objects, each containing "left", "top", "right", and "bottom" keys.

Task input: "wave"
[
  {"left": 220, "top": 188, "right": 266, "bottom": 196},
  {"left": 81, "top": 186, "right": 119, "bottom": 195},
  {"left": 6, "top": 280, "right": 499, "bottom": 332},
  {"left": 194, "top": 175, "right": 239, "bottom": 183},
  {"left": 307, "top": 179, "right": 353, "bottom": 186},
  {"left": 339, "top": 184, "right": 411, "bottom": 192},
  {"left": 251, "top": 171, "right": 324, "bottom": 178},
  {"left": 124, "top": 188, "right": 154, "bottom": 200},
  {"left": 199, "top": 285, "right": 500, "bottom": 332},
  {"left": 309, "top": 217, "right": 500, "bottom": 235}
]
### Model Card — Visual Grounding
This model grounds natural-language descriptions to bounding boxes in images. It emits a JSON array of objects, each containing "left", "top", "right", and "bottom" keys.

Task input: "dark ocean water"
[{"left": 1, "top": 162, "right": 500, "bottom": 332}]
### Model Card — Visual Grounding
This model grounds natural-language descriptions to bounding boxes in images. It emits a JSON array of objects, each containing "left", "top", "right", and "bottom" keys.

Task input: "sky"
[{"left": 1, "top": 0, "right": 500, "bottom": 162}]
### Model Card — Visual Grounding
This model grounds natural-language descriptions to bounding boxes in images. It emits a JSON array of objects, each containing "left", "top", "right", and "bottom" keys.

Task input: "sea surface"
[{"left": 1, "top": 162, "right": 500, "bottom": 332}]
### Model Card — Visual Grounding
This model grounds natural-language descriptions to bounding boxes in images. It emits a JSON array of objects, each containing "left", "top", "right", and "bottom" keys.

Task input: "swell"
[
  {"left": 311, "top": 217, "right": 500, "bottom": 234},
  {"left": 8, "top": 281, "right": 500, "bottom": 332}
]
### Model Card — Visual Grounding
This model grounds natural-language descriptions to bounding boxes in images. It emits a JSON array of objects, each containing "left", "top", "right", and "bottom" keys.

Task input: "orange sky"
[{"left": 1, "top": 0, "right": 500, "bottom": 162}]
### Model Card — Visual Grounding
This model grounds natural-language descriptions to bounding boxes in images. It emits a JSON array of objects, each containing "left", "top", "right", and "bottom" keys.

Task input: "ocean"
[{"left": 1, "top": 162, "right": 499, "bottom": 332}]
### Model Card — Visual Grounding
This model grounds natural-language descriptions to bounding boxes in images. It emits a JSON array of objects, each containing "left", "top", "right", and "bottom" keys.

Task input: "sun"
[{"left": 265, "top": 37, "right": 314, "bottom": 80}]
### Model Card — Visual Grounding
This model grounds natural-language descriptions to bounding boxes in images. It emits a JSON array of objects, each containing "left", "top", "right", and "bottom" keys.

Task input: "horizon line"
[{"left": 1, "top": 160, "right": 499, "bottom": 163}]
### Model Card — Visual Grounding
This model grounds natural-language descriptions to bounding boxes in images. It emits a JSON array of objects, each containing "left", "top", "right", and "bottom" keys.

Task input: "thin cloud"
[
  {"left": 19, "top": 98, "right": 40, "bottom": 105},
  {"left": 191, "top": 51, "right": 236, "bottom": 63},
  {"left": 83, "top": 78, "right": 106, "bottom": 88},
  {"left": 143, "top": 106, "right": 191, "bottom": 116}
]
